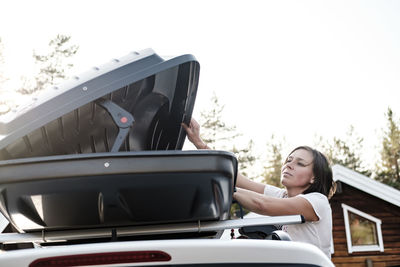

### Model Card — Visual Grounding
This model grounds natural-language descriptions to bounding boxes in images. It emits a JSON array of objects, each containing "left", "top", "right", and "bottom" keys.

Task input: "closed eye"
[{"left": 285, "top": 157, "right": 293, "bottom": 164}]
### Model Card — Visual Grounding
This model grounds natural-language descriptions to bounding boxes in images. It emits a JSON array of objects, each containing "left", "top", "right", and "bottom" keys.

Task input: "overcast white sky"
[{"left": 1, "top": 0, "right": 400, "bottom": 169}]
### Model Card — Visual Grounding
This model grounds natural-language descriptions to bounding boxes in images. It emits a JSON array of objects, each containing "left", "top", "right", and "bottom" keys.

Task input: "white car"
[
  {"left": 0, "top": 239, "right": 333, "bottom": 267},
  {"left": 0, "top": 49, "right": 334, "bottom": 267}
]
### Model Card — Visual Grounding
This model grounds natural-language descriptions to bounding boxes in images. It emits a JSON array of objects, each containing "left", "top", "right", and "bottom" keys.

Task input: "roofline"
[{"left": 332, "top": 164, "right": 400, "bottom": 208}]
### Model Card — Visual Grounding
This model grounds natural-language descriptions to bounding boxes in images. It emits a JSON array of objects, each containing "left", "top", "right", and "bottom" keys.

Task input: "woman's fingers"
[
  {"left": 181, "top": 118, "right": 208, "bottom": 150},
  {"left": 190, "top": 118, "right": 198, "bottom": 128},
  {"left": 182, "top": 118, "right": 198, "bottom": 134},
  {"left": 181, "top": 122, "right": 189, "bottom": 132},
  {"left": 190, "top": 118, "right": 200, "bottom": 134}
]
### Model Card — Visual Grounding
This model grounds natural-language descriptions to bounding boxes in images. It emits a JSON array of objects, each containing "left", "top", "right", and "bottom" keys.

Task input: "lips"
[{"left": 282, "top": 171, "right": 293, "bottom": 176}]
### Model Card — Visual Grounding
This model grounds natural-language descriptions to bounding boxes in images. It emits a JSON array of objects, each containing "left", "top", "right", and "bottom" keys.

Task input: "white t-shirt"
[{"left": 263, "top": 184, "right": 333, "bottom": 259}]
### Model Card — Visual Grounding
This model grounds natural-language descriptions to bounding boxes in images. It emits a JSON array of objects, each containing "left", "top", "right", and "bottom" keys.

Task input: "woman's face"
[{"left": 281, "top": 149, "right": 315, "bottom": 192}]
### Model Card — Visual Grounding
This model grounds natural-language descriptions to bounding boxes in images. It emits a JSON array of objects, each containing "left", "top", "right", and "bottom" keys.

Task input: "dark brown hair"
[{"left": 286, "top": 146, "right": 335, "bottom": 198}]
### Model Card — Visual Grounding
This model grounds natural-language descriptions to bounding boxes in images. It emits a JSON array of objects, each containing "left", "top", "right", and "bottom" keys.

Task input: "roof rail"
[{"left": 0, "top": 215, "right": 304, "bottom": 244}]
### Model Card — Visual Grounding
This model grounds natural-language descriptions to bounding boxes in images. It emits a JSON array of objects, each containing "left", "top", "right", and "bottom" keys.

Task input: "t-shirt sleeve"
[
  {"left": 263, "top": 184, "right": 286, "bottom": 198},
  {"left": 298, "top": 193, "right": 329, "bottom": 221}
]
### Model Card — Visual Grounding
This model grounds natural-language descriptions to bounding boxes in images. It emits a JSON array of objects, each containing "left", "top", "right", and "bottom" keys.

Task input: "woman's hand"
[{"left": 181, "top": 118, "right": 209, "bottom": 149}]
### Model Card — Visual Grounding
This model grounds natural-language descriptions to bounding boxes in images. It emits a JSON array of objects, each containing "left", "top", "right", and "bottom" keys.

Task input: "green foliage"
[
  {"left": 232, "top": 140, "right": 258, "bottom": 177},
  {"left": 316, "top": 126, "right": 371, "bottom": 177},
  {"left": 199, "top": 92, "right": 257, "bottom": 176},
  {"left": 260, "top": 135, "right": 285, "bottom": 187},
  {"left": 230, "top": 202, "right": 249, "bottom": 219},
  {"left": 18, "top": 34, "right": 79, "bottom": 94},
  {"left": 199, "top": 92, "right": 240, "bottom": 149},
  {"left": 375, "top": 108, "right": 400, "bottom": 189}
]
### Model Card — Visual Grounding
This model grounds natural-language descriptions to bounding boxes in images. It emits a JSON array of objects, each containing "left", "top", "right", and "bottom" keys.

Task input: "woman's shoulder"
[
  {"left": 303, "top": 192, "right": 327, "bottom": 198},
  {"left": 298, "top": 193, "right": 332, "bottom": 220},
  {"left": 299, "top": 192, "right": 330, "bottom": 205}
]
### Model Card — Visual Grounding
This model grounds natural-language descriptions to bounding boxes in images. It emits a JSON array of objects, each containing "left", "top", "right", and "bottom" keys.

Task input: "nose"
[{"left": 285, "top": 161, "right": 294, "bottom": 170}]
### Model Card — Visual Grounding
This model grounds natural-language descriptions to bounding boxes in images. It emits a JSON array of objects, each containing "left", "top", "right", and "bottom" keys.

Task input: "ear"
[{"left": 310, "top": 177, "right": 315, "bottom": 184}]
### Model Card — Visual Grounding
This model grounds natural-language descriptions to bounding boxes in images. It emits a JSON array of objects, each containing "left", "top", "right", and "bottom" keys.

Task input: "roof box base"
[{"left": 0, "top": 151, "right": 237, "bottom": 232}]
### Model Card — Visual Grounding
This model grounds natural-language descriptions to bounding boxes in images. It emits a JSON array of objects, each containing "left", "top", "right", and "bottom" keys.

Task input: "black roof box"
[
  {"left": 0, "top": 151, "right": 237, "bottom": 232},
  {"left": 0, "top": 48, "right": 199, "bottom": 160},
  {"left": 0, "top": 49, "right": 238, "bottom": 236}
]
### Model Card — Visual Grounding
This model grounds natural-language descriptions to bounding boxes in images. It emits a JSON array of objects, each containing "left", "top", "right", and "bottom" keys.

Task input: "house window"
[{"left": 342, "top": 204, "right": 384, "bottom": 253}]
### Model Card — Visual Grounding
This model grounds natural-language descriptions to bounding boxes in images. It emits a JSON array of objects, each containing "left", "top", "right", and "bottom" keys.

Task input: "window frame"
[{"left": 342, "top": 203, "right": 384, "bottom": 253}]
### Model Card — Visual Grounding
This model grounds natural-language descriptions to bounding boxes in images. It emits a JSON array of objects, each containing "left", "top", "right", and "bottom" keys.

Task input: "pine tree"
[
  {"left": 199, "top": 92, "right": 258, "bottom": 176},
  {"left": 18, "top": 34, "right": 79, "bottom": 94},
  {"left": 316, "top": 126, "right": 371, "bottom": 176},
  {"left": 232, "top": 140, "right": 258, "bottom": 177},
  {"left": 261, "top": 135, "right": 285, "bottom": 187},
  {"left": 199, "top": 92, "right": 240, "bottom": 149},
  {"left": 375, "top": 108, "right": 400, "bottom": 189}
]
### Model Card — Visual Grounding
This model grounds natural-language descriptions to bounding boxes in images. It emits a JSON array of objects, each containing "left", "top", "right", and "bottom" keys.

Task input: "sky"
[{"left": 1, "top": 0, "right": 400, "bottom": 170}]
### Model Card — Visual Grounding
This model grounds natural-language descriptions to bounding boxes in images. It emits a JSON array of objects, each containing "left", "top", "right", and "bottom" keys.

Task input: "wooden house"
[{"left": 331, "top": 165, "right": 400, "bottom": 267}]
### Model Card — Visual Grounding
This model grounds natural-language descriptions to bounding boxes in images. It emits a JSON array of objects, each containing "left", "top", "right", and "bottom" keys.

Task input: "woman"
[{"left": 182, "top": 118, "right": 335, "bottom": 259}]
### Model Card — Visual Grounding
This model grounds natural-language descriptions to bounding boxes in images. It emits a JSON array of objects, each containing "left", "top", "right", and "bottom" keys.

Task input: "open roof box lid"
[{"left": 0, "top": 49, "right": 237, "bottom": 233}]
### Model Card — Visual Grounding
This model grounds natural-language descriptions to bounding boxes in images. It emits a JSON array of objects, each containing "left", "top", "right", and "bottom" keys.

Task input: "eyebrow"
[{"left": 287, "top": 156, "right": 312, "bottom": 165}]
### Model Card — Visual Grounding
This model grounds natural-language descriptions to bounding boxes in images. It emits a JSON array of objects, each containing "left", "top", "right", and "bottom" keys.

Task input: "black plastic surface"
[
  {"left": 0, "top": 151, "right": 237, "bottom": 232},
  {"left": 0, "top": 49, "right": 199, "bottom": 160}
]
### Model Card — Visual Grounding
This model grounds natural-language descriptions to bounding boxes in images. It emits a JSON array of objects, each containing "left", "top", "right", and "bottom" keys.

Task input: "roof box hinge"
[{"left": 96, "top": 99, "right": 134, "bottom": 152}]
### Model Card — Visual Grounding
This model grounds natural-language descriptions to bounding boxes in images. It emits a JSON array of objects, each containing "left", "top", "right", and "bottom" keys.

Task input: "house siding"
[{"left": 331, "top": 182, "right": 400, "bottom": 267}]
